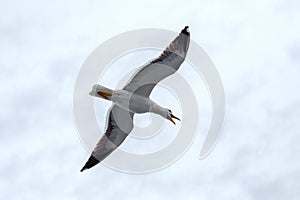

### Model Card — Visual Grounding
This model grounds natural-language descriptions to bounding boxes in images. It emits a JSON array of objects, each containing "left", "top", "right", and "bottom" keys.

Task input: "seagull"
[{"left": 80, "top": 26, "right": 190, "bottom": 172}]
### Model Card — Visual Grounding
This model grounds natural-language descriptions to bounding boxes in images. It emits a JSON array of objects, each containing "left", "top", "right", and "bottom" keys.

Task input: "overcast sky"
[{"left": 1, "top": 0, "right": 300, "bottom": 199}]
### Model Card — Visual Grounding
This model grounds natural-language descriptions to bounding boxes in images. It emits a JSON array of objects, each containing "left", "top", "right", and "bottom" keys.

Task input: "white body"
[
  {"left": 111, "top": 90, "right": 152, "bottom": 113},
  {"left": 89, "top": 84, "right": 167, "bottom": 116}
]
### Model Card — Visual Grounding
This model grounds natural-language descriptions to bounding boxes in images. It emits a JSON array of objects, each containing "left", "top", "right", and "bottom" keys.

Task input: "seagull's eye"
[{"left": 168, "top": 109, "right": 171, "bottom": 113}]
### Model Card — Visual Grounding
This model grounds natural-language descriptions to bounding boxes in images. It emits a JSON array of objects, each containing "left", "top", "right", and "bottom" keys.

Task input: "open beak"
[{"left": 169, "top": 113, "right": 181, "bottom": 125}]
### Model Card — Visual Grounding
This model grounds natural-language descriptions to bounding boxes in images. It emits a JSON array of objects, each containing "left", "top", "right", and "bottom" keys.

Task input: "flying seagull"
[{"left": 80, "top": 26, "right": 190, "bottom": 172}]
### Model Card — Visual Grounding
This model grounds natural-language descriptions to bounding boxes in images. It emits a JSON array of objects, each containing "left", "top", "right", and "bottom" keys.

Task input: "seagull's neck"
[{"left": 149, "top": 103, "right": 166, "bottom": 118}]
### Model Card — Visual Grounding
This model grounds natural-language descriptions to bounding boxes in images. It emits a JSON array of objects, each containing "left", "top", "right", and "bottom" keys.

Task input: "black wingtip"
[
  {"left": 80, "top": 167, "right": 86, "bottom": 172},
  {"left": 181, "top": 26, "right": 190, "bottom": 36},
  {"left": 80, "top": 155, "right": 100, "bottom": 172}
]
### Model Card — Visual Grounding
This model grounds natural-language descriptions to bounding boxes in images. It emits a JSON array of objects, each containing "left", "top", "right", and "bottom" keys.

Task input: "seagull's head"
[{"left": 166, "top": 109, "right": 181, "bottom": 125}]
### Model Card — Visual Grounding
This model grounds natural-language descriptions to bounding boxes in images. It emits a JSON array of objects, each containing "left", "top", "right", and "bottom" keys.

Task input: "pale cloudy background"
[{"left": 1, "top": 0, "right": 300, "bottom": 199}]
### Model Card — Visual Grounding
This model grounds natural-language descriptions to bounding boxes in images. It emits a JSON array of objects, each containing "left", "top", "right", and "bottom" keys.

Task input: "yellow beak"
[{"left": 169, "top": 113, "right": 181, "bottom": 125}]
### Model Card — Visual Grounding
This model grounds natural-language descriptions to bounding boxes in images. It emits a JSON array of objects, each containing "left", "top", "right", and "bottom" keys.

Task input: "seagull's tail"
[{"left": 89, "top": 84, "right": 113, "bottom": 100}]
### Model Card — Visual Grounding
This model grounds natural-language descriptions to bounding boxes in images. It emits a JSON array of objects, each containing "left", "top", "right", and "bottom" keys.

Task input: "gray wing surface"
[
  {"left": 123, "top": 26, "right": 190, "bottom": 97},
  {"left": 80, "top": 105, "right": 134, "bottom": 171}
]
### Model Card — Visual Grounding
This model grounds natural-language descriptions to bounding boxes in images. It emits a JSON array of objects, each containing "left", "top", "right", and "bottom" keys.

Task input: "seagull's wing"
[
  {"left": 80, "top": 105, "right": 134, "bottom": 172},
  {"left": 123, "top": 26, "right": 190, "bottom": 97}
]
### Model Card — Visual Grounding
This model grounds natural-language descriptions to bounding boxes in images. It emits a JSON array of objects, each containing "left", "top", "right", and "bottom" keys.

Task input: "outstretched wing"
[
  {"left": 123, "top": 26, "right": 190, "bottom": 97},
  {"left": 80, "top": 105, "right": 134, "bottom": 172}
]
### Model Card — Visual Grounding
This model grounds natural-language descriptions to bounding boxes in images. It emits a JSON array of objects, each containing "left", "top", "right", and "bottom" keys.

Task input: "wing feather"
[
  {"left": 80, "top": 105, "right": 134, "bottom": 171},
  {"left": 123, "top": 26, "right": 190, "bottom": 97}
]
